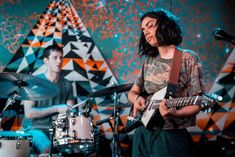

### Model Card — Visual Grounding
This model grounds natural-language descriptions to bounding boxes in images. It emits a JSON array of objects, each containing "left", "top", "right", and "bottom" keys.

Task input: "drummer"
[{"left": 22, "top": 45, "right": 75, "bottom": 154}]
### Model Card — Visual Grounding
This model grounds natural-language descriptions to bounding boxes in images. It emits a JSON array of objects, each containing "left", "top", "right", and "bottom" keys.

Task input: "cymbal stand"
[
  {"left": 1, "top": 91, "right": 20, "bottom": 130},
  {"left": 3, "top": 75, "right": 24, "bottom": 112},
  {"left": 111, "top": 91, "right": 122, "bottom": 157},
  {"left": 49, "top": 127, "right": 55, "bottom": 157},
  {"left": 2, "top": 93, "right": 19, "bottom": 112}
]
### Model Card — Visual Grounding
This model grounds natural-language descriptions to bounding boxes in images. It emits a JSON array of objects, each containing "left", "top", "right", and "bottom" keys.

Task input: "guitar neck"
[{"left": 149, "top": 95, "right": 204, "bottom": 110}]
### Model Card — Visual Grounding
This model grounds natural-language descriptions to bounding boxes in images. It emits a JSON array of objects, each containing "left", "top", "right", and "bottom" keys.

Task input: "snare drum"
[
  {"left": 53, "top": 113, "right": 95, "bottom": 153},
  {"left": 0, "top": 131, "right": 31, "bottom": 157}
]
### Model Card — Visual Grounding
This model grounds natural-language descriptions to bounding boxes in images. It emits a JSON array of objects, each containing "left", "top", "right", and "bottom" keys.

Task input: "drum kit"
[{"left": 0, "top": 72, "right": 133, "bottom": 157}]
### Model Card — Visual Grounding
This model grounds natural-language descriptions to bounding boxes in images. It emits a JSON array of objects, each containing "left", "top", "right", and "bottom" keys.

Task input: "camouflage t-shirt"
[{"left": 135, "top": 49, "right": 205, "bottom": 129}]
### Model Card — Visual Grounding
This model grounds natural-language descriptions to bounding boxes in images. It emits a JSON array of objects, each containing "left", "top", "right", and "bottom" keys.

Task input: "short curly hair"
[{"left": 139, "top": 9, "right": 182, "bottom": 57}]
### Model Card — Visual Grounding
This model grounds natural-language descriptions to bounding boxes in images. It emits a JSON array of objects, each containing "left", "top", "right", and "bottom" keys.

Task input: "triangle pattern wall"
[
  {"left": 3, "top": 0, "right": 130, "bottom": 139},
  {"left": 188, "top": 49, "right": 235, "bottom": 141},
  {"left": 3, "top": 0, "right": 234, "bottom": 143}
]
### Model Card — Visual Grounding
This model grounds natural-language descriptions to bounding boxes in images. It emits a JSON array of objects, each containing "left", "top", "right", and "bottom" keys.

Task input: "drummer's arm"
[
  {"left": 23, "top": 100, "right": 73, "bottom": 119},
  {"left": 66, "top": 99, "right": 75, "bottom": 107}
]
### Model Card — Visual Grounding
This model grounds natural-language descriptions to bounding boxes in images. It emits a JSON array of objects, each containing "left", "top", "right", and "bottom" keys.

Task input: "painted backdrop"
[{"left": 0, "top": 0, "right": 234, "bottom": 142}]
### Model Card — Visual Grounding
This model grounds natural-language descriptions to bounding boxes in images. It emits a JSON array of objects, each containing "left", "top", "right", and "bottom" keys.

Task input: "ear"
[{"left": 43, "top": 58, "right": 48, "bottom": 65}]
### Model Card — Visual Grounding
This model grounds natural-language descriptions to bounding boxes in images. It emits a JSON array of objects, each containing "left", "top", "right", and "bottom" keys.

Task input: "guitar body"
[{"left": 141, "top": 87, "right": 167, "bottom": 129}]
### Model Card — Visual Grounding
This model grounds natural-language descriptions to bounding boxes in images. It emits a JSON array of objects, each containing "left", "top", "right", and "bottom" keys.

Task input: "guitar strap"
[{"left": 166, "top": 49, "right": 182, "bottom": 97}]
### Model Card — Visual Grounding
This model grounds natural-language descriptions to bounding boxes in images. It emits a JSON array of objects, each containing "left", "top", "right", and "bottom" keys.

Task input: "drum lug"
[
  {"left": 90, "top": 132, "right": 94, "bottom": 138},
  {"left": 0, "top": 142, "right": 1, "bottom": 148},
  {"left": 16, "top": 141, "right": 21, "bottom": 149},
  {"left": 71, "top": 119, "right": 75, "bottom": 125},
  {"left": 72, "top": 130, "right": 76, "bottom": 137}
]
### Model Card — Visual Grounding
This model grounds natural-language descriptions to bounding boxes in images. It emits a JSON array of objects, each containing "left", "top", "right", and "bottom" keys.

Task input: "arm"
[
  {"left": 53, "top": 80, "right": 75, "bottom": 114},
  {"left": 175, "top": 105, "right": 200, "bottom": 116},
  {"left": 24, "top": 100, "right": 74, "bottom": 119},
  {"left": 128, "top": 84, "right": 141, "bottom": 104},
  {"left": 128, "top": 84, "right": 146, "bottom": 116},
  {"left": 159, "top": 99, "right": 200, "bottom": 117},
  {"left": 66, "top": 99, "right": 75, "bottom": 106}
]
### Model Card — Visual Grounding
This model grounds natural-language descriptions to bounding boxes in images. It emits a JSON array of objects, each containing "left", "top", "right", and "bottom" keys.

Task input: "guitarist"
[{"left": 128, "top": 9, "right": 205, "bottom": 157}]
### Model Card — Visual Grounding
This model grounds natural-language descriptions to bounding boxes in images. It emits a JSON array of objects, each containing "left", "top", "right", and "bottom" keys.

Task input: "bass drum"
[{"left": 0, "top": 131, "right": 31, "bottom": 157}]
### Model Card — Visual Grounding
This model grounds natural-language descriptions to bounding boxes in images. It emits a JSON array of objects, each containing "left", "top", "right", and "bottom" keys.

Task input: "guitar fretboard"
[{"left": 147, "top": 96, "right": 204, "bottom": 110}]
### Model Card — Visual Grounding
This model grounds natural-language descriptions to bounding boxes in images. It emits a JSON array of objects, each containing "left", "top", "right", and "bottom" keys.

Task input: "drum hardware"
[
  {"left": 83, "top": 98, "right": 93, "bottom": 116},
  {"left": 111, "top": 92, "right": 123, "bottom": 157},
  {"left": 16, "top": 141, "right": 21, "bottom": 149},
  {"left": 0, "top": 131, "right": 32, "bottom": 157},
  {"left": 72, "top": 99, "right": 92, "bottom": 117},
  {"left": 94, "top": 94, "right": 124, "bottom": 156},
  {"left": 0, "top": 72, "right": 60, "bottom": 133},
  {"left": 2, "top": 93, "right": 18, "bottom": 112},
  {"left": 88, "top": 83, "right": 133, "bottom": 157},
  {"left": 52, "top": 112, "right": 95, "bottom": 155},
  {"left": 96, "top": 117, "right": 114, "bottom": 126},
  {"left": 0, "top": 72, "right": 64, "bottom": 156},
  {"left": 49, "top": 126, "right": 55, "bottom": 157}
]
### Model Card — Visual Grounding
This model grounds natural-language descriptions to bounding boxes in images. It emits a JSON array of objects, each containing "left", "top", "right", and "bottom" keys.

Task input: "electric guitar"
[{"left": 125, "top": 86, "right": 222, "bottom": 132}]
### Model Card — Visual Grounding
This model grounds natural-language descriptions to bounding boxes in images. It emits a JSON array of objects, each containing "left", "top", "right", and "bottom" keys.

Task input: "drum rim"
[{"left": 0, "top": 131, "right": 32, "bottom": 140}]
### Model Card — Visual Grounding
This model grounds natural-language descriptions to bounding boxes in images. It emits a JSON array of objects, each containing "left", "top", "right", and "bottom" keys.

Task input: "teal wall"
[{"left": 0, "top": 0, "right": 50, "bottom": 66}]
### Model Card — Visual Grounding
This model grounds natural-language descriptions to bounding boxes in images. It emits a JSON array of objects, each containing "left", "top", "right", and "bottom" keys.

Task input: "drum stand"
[
  {"left": 49, "top": 127, "right": 55, "bottom": 157},
  {"left": 109, "top": 92, "right": 122, "bottom": 157}
]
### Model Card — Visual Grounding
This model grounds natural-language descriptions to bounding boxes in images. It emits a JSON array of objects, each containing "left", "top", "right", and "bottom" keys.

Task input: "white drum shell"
[
  {"left": 0, "top": 131, "right": 31, "bottom": 157},
  {"left": 53, "top": 113, "right": 94, "bottom": 146}
]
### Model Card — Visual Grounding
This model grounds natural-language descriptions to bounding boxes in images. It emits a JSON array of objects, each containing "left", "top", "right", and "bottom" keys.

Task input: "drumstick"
[{"left": 72, "top": 100, "right": 87, "bottom": 108}]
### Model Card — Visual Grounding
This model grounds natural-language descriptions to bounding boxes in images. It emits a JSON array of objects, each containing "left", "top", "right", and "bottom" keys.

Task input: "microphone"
[
  {"left": 96, "top": 117, "right": 113, "bottom": 126},
  {"left": 213, "top": 28, "right": 235, "bottom": 45}
]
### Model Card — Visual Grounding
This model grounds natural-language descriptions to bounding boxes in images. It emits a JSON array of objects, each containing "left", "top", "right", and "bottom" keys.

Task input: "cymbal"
[
  {"left": 0, "top": 72, "right": 59, "bottom": 100},
  {"left": 88, "top": 83, "right": 133, "bottom": 98}
]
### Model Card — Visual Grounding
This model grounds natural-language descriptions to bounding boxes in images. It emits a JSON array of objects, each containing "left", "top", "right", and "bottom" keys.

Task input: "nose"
[
  {"left": 57, "top": 57, "right": 63, "bottom": 64},
  {"left": 143, "top": 29, "right": 149, "bottom": 37}
]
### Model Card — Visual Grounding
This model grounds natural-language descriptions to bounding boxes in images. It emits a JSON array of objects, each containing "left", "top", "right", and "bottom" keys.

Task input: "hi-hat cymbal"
[
  {"left": 0, "top": 72, "right": 59, "bottom": 100},
  {"left": 88, "top": 83, "right": 133, "bottom": 98}
]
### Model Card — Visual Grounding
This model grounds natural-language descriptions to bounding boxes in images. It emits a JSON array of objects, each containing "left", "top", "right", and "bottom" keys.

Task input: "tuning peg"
[{"left": 205, "top": 93, "right": 223, "bottom": 101}]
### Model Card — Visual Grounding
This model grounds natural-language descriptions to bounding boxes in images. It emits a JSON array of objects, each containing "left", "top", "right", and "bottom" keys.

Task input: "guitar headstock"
[{"left": 201, "top": 93, "right": 223, "bottom": 111}]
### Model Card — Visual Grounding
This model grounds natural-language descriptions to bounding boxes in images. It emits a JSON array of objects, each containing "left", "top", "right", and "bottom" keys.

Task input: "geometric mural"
[
  {"left": 1, "top": 0, "right": 234, "bottom": 147},
  {"left": 188, "top": 48, "right": 235, "bottom": 141},
  {"left": 2, "top": 0, "right": 130, "bottom": 140}
]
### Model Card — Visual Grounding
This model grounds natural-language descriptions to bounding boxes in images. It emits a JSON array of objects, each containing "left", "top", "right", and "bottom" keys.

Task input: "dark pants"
[{"left": 132, "top": 127, "right": 190, "bottom": 157}]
